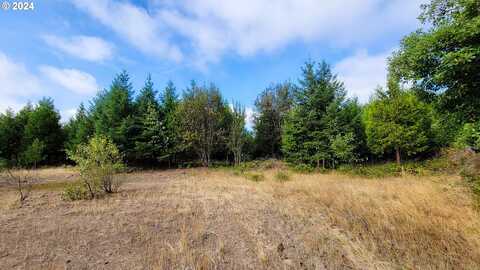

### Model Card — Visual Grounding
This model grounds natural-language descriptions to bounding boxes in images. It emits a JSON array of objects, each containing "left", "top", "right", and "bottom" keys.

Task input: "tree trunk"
[{"left": 395, "top": 147, "right": 401, "bottom": 165}]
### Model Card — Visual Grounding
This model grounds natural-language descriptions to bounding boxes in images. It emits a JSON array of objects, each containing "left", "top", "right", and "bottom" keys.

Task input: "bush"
[
  {"left": 275, "top": 171, "right": 290, "bottom": 182},
  {"left": 290, "top": 163, "right": 315, "bottom": 173},
  {"left": 337, "top": 156, "right": 453, "bottom": 178},
  {"left": 454, "top": 122, "right": 480, "bottom": 151},
  {"left": 62, "top": 182, "right": 89, "bottom": 201},
  {"left": 67, "top": 135, "right": 124, "bottom": 199},
  {"left": 338, "top": 163, "right": 405, "bottom": 178}
]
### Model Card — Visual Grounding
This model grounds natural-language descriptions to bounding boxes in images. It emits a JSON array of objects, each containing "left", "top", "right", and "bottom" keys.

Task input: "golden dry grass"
[{"left": 0, "top": 167, "right": 479, "bottom": 269}]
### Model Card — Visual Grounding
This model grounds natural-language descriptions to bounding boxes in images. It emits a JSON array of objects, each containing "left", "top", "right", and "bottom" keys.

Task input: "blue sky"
[{"left": 0, "top": 0, "right": 426, "bottom": 123}]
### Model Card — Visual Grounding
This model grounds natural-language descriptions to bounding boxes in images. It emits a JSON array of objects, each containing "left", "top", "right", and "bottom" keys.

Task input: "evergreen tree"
[
  {"left": 135, "top": 74, "right": 159, "bottom": 116},
  {"left": 253, "top": 82, "right": 294, "bottom": 158},
  {"left": 363, "top": 77, "right": 433, "bottom": 164},
  {"left": 65, "top": 103, "right": 94, "bottom": 152},
  {"left": 0, "top": 109, "right": 22, "bottom": 165},
  {"left": 21, "top": 138, "right": 45, "bottom": 168},
  {"left": 134, "top": 102, "right": 165, "bottom": 164},
  {"left": 22, "top": 98, "right": 64, "bottom": 164},
  {"left": 282, "top": 61, "right": 348, "bottom": 168},
  {"left": 160, "top": 81, "right": 180, "bottom": 166},
  {"left": 132, "top": 75, "right": 163, "bottom": 164},
  {"left": 91, "top": 70, "right": 135, "bottom": 160}
]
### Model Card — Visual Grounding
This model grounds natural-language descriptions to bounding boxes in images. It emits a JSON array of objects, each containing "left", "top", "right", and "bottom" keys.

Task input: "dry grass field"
[{"left": 1, "top": 167, "right": 480, "bottom": 269}]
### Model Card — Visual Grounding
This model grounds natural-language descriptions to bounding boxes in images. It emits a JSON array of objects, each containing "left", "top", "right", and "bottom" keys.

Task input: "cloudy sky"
[{"left": 0, "top": 0, "right": 425, "bottom": 122}]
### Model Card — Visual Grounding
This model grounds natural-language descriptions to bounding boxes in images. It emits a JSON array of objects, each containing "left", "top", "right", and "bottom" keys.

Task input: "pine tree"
[
  {"left": 282, "top": 61, "right": 346, "bottom": 168},
  {"left": 253, "top": 82, "right": 294, "bottom": 158},
  {"left": 136, "top": 74, "right": 159, "bottom": 116},
  {"left": 160, "top": 81, "right": 180, "bottom": 166},
  {"left": 0, "top": 109, "right": 22, "bottom": 165},
  {"left": 91, "top": 71, "right": 135, "bottom": 160},
  {"left": 22, "top": 98, "right": 64, "bottom": 164},
  {"left": 65, "top": 103, "right": 93, "bottom": 152},
  {"left": 134, "top": 102, "right": 165, "bottom": 164}
]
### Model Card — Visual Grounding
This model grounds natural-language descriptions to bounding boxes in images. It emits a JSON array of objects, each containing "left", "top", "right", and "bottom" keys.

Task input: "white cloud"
[
  {"left": 43, "top": 35, "right": 114, "bottom": 62},
  {"left": 0, "top": 52, "right": 42, "bottom": 112},
  {"left": 60, "top": 108, "right": 78, "bottom": 123},
  {"left": 73, "top": 0, "right": 424, "bottom": 66},
  {"left": 334, "top": 49, "right": 392, "bottom": 103},
  {"left": 72, "top": 0, "right": 183, "bottom": 62},
  {"left": 39, "top": 66, "right": 99, "bottom": 95}
]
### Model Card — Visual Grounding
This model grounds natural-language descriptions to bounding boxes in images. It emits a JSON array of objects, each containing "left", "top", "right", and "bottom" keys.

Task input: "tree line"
[{"left": 0, "top": 0, "right": 478, "bottom": 169}]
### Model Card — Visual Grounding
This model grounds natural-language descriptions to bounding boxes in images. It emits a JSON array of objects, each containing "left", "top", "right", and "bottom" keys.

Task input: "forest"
[{"left": 0, "top": 0, "right": 479, "bottom": 171}]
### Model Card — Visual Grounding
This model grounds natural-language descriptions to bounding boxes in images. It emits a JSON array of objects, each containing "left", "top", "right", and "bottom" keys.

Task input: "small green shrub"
[
  {"left": 62, "top": 182, "right": 89, "bottom": 201},
  {"left": 338, "top": 163, "right": 403, "bottom": 178},
  {"left": 245, "top": 172, "right": 265, "bottom": 182},
  {"left": 275, "top": 171, "right": 290, "bottom": 182},
  {"left": 67, "top": 135, "right": 124, "bottom": 199}
]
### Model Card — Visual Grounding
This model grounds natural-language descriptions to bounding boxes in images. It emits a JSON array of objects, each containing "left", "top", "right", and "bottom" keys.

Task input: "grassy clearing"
[{"left": 0, "top": 167, "right": 479, "bottom": 269}]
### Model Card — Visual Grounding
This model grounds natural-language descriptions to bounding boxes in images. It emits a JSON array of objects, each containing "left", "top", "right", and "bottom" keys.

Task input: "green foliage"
[
  {"left": 253, "top": 82, "right": 295, "bottom": 158},
  {"left": 20, "top": 138, "right": 45, "bottom": 168},
  {"left": 338, "top": 156, "right": 452, "bottom": 178},
  {"left": 389, "top": 0, "right": 480, "bottom": 121},
  {"left": 431, "top": 110, "right": 463, "bottom": 147},
  {"left": 22, "top": 98, "right": 64, "bottom": 164},
  {"left": 454, "top": 122, "right": 480, "bottom": 150},
  {"left": 176, "top": 82, "right": 231, "bottom": 167},
  {"left": 0, "top": 109, "right": 22, "bottom": 164},
  {"left": 228, "top": 102, "right": 246, "bottom": 166},
  {"left": 62, "top": 181, "right": 90, "bottom": 201},
  {"left": 244, "top": 172, "right": 265, "bottom": 182},
  {"left": 331, "top": 132, "right": 356, "bottom": 165},
  {"left": 64, "top": 103, "right": 94, "bottom": 152},
  {"left": 134, "top": 102, "right": 166, "bottom": 163},
  {"left": 282, "top": 61, "right": 364, "bottom": 168},
  {"left": 0, "top": 99, "right": 64, "bottom": 167},
  {"left": 274, "top": 171, "right": 290, "bottom": 182},
  {"left": 135, "top": 74, "right": 159, "bottom": 116},
  {"left": 363, "top": 79, "right": 433, "bottom": 164},
  {"left": 159, "top": 81, "right": 180, "bottom": 166},
  {"left": 290, "top": 163, "right": 315, "bottom": 173},
  {"left": 91, "top": 71, "right": 135, "bottom": 159},
  {"left": 67, "top": 135, "right": 124, "bottom": 199}
]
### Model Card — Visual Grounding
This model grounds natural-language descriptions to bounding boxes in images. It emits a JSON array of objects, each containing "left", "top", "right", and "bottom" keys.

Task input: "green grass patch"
[
  {"left": 289, "top": 163, "right": 315, "bottom": 173},
  {"left": 274, "top": 171, "right": 290, "bottom": 182},
  {"left": 337, "top": 157, "right": 452, "bottom": 178},
  {"left": 244, "top": 172, "right": 265, "bottom": 182}
]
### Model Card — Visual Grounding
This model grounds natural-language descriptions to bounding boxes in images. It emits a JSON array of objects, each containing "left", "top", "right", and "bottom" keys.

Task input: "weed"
[
  {"left": 274, "top": 171, "right": 290, "bottom": 182},
  {"left": 245, "top": 172, "right": 265, "bottom": 182}
]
